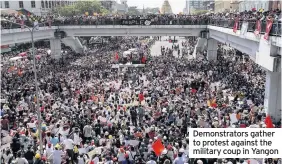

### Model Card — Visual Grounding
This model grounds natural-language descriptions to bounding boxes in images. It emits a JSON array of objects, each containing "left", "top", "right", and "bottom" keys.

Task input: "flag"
[
  {"left": 141, "top": 56, "right": 146, "bottom": 63},
  {"left": 138, "top": 93, "right": 144, "bottom": 102},
  {"left": 27, "top": 12, "right": 30, "bottom": 17},
  {"left": 233, "top": 18, "right": 239, "bottom": 33},
  {"left": 115, "top": 52, "right": 119, "bottom": 61},
  {"left": 264, "top": 19, "right": 273, "bottom": 40},
  {"left": 254, "top": 20, "right": 261, "bottom": 36},
  {"left": 152, "top": 139, "right": 165, "bottom": 156},
  {"left": 265, "top": 115, "right": 274, "bottom": 128}
]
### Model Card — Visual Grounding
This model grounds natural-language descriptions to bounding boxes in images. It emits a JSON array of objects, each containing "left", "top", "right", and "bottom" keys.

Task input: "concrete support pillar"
[
  {"left": 207, "top": 38, "right": 218, "bottom": 61},
  {"left": 50, "top": 38, "right": 62, "bottom": 60},
  {"left": 264, "top": 71, "right": 281, "bottom": 123},
  {"left": 61, "top": 36, "right": 83, "bottom": 54},
  {"left": 193, "top": 38, "right": 207, "bottom": 59}
]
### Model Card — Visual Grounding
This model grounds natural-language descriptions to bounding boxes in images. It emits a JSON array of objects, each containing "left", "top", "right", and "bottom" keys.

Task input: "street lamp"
[{"left": 4, "top": 20, "right": 45, "bottom": 155}]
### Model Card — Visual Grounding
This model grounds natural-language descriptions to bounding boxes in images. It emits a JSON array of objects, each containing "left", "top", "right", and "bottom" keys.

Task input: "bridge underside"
[
  {"left": 60, "top": 25, "right": 207, "bottom": 37},
  {"left": 208, "top": 28, "right": 259, "bottom": 59}
]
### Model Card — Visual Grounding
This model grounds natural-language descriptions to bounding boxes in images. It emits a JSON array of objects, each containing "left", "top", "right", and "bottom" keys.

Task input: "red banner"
[
  {"left": 233, "top": 18, "right": 239, "bottom": 33},
  {"left": 264, "top": 19, "right": 273, "bottom": 40},
  {"left": 254, "top": 20, "right": 261, "bottom": 36},
  {"left": 21, "top": 20, "right": 24, "bottom": 29},
  {"left": 114, "top": 52, "right": 119, "bottom": 61}
]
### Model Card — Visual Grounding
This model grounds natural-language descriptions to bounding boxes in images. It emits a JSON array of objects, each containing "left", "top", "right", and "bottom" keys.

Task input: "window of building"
[
  {"left": 49, "top": 1, "right": 51, "bottom": 8},
  {"left": 45, "top": 1, "right": 48, "bottom": 8},
  {"left": 19, "top": 1, "right": 24, "bottom": 8},
  {"left": 52, "top": 1, "right": 54, "bottom": 7},
  {"left": 4, "top": 1, "right": 9, "bottom": 8},
  {"left": 31, "top": 1, "right": 36, "bottom": 8},
  {"left": 41, "top": 0, "right": 44, "bottom": 8}
]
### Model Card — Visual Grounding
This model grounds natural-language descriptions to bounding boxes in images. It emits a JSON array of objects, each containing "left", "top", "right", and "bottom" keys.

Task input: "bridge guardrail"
[
  {"left": 209, "top": 19, "right": 281, "bottom": 37},
  {"left": 1, "top": 18, "right": 281, "bottom": 37}
]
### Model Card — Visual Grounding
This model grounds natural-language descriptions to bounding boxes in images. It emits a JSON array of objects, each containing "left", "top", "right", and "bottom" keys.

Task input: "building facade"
[
  {"left": 184, "top": 0, "right": 211, "bottom": 14},
  {"left": 214, "top": 0, "right": 239, "bottom": 13},
  {"left": 239, "top": 0, "right": 280, "bottom": 12},
  {"left": 239, "top": 0, "right": 268, "bottom": 12},
  {"left": 203, "top": 0, "right": 215, "bottom": 11},
  {"left": 0, "top": 0, "right": 75, "bottom": 16},
  {"left": 0, "top": 0, "right": 128, "bottom": 16}
]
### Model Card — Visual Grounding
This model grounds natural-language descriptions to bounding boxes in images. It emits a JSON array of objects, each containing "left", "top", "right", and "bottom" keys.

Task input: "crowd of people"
[
  {"left": 1, "top": 33, "right": 281, "bottom": 164},
  {"left": 1, "top": 8, "right": 281, "bottom": 36}
]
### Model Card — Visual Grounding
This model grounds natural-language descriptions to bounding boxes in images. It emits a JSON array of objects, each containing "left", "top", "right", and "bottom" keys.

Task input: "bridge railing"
[
  {"left": 209, "top": 19, "right": 281, "bottom": 37},
  {"left": 1, "top": 18, "right": 281, "bottom": 37}
]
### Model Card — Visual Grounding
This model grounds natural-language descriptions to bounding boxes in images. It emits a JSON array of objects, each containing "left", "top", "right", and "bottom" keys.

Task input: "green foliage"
[
  {"left": 54, "top": 5, "right": 78, "bottom": 16},
  {"left": 54, "top": 0, "right": 109, "bottom": 16},
  {"left": 145, "top": 7, "right": 160, "bottom": 14},
  {"left": 127, "top": 6, "right": 141, "bottom": 15}
]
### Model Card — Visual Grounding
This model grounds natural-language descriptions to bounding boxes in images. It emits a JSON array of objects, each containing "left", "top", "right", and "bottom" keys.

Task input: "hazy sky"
[{"left": 126, "top": 0, "right": 186, "bottom": 14}]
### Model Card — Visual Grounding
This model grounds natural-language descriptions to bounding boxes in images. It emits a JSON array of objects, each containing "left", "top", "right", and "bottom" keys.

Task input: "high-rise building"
[
  {"left": 184, "top": 0, "right": 206, "bottom": 14},
  {"left": 161, "top": 0, "right": 172, "bottom": 14},
  {"left": 0, "top": 0, "right": 75, "bottom": 16},
  {"left": 203, "top": 0, "right": 215, "bottom": 11}
]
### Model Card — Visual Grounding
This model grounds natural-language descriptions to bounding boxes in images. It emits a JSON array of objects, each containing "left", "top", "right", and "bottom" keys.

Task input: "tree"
[
  {"left": 145, "top": 7, "right": 160, "bottom": 14},
  {"left": 193, "top": 10, "right": 209, "bottom": 15},
  {"left": 127, "top": 6, "right": 141, "bottom": 15},
  {"left": 54, "top": 0, "right": 109, "bottom": 16},
  {"left": 54, "top": 5, "right": 79, "bottom": 16},
  {"left": 75, "top": 0, "right": 103, "bottom": 14}
]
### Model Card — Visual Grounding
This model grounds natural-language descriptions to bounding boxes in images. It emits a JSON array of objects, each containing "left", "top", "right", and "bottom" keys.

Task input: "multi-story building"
[
  {"left": 203, "top": 0, "right": 215, "bottom": 11},
  {"left": 184, "top": 0, "right": 208, "bottom": 14},
  {"left": 268, "top": 1, "right": 281, "bottom": 10},
  {"left": 0, "top": 0, "right": 75, "bottom": 16},
  {"left": 239, "top": 0, "right": 280, "bottom": 12},
  {"left": 0, "top": 0, "right": 128, "bottom": 16},
  {"left": 214, "top": 0, "right": 239, "bottom": 13}
]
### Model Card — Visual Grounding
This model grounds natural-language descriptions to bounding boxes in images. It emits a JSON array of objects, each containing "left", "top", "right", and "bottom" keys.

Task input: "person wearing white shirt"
[
  {"left": 63, "top": 135, "right": 75, "bottom": 163},
  {"left": 45, "top": 143, "right": 54, "bottom": 164},
  {"left": 15, "top": 153, "right": 28, "bottom": 164},
  {"left": 126, "top": 147, "right": 136, "bottom": 161},
  {"left": 117, "top": 149, "right": 125, "bottom": 162},
  {"left": 73, "top": 131, "right": 81, "bottom": 145},
  {"left": 53, "top": 147, "right": 64, "bottom": 164}
]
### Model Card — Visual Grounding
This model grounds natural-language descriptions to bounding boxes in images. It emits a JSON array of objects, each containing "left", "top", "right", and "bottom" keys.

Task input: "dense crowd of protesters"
[
  {"left": 1, "top": 8, "right": 281, "bottom": 35},
  {"left": 1, "top": 34, "right": 281, "bottom": 164}
]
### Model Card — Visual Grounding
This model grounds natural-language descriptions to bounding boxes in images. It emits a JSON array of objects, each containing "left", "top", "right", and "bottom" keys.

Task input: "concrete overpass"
[
  {"left": 1, "top": 25, "right": 281, "bottom": 122},
  {"left": 1, "top": 25, "right": 207, "bottom": 45}
]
